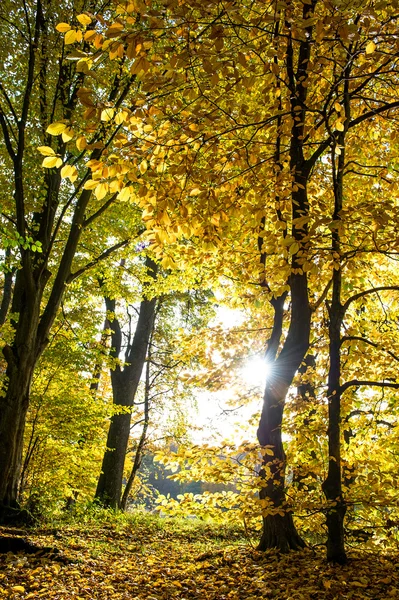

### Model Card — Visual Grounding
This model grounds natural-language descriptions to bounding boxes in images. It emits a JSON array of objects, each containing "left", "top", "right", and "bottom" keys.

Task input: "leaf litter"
[{"left": 0, "top": 518, "right": 398, "bottom": 599}]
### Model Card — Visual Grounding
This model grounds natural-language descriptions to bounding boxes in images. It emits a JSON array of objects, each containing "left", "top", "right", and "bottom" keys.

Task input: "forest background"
[{"left": 1, "top": 0, "right": 399, "bottom": 575}]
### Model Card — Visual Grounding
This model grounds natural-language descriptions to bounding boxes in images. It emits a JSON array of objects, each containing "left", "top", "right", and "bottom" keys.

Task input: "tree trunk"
[
  {"left": 95, "top": 288, "right": 157, "bottom": 508},
  {"left": 120, "top": 339, "right": 152, "bottom": 511},
  {"left": 321, "top": 128, "right": 347, "bottom": 563},
  {"left": 322, "top": 310, "right": 346, "bottom": 563},
  {"left": 257, "top": 264, "right": 311, "bottom": 550},
  {"left": 257, "top": 382, "right": 306, "bottom": 551},
  {"left": 0, "top": 269, "right": 46, "bottom": 520}
]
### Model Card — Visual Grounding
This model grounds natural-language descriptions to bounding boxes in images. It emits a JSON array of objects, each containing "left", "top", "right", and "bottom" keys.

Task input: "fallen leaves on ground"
[{"left": 0, "top": 518, "right": 398, "bottom": 599}]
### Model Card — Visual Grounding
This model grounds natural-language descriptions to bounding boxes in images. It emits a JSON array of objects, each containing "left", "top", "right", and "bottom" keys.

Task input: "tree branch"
[
  {"left": 67, "top": 238, "right": 131, "bottom": 283},
  {"left": 341, "top": 335, "right": 399, "bottom": 362},
  {"left": 342, "top": 285, "right": 399, "bottom": 313},
  {"left": 340, "top": 380, "right": 399, "bottom": 394},
  {"left": 83, "top": 194, "right": 118, "bottom": 228}
]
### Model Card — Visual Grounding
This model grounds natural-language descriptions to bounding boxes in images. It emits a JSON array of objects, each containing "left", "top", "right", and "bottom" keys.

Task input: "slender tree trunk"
[
  {"left": 322, "top": 258, "right": 347, "bottom": 562},
  {"left": 321, "top": 94, "right": 348, "bottom": 563},
  {"left": 256, "top": 0, "right": 317, "bottom": 551},
  {"left": 120, "top": 339, "right": 152, "bottom": 511},
  {"left": 321, "top": 253, "right": 346, "bottom": 561},
  {"left": 95, "top": 266, "right": 157, "bottom": 508}
]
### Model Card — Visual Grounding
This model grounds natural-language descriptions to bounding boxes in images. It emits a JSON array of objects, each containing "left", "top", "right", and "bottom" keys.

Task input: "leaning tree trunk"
[
  {"left": 257, "top": 271, "right": 311, "bottom": 551},
  {"left": 95, "top": 276, "right": 157, "bottom": 508}
]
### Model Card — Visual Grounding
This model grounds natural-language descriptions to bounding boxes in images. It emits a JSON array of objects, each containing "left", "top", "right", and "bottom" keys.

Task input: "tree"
[
  {"left": 0, "top": 0, "right": 151, "bottom": 518},
  {"left": 95, "top": 257, "right": 157, "bottom": 508}
]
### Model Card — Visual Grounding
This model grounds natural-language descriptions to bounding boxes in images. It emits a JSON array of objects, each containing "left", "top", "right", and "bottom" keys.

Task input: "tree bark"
[
  {"left": 120, "top": 331, "right": 152, "bottom": 511},
  {"left": 95, "top": 261, "right": 157, "bottom": 508},
  {"left": 257, "top": 271, "right": 311, "bottom": 551},
  {"left": 321, "top": 141, "right": 347, "bottom": 564},
  {"left": 257, "top": 0, "right": 316, "bottom": 548},
  {"left": 321, "top": 63, "right": 351, "bottom": 563},
  {"left": 0, "top": 0, "right": 136, "bottom": 517}
]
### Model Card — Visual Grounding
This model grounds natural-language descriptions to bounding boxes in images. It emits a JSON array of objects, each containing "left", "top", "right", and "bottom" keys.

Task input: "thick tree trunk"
[
  {"left": 257, "top": 382, "right": 306, "bottom": 551},
  {"left": 257, "top": 264, "right": 311, "bottom": 550},
  {"left": 0, "top": 270, "right": 46, "bottom": 520},
  {"left": 95, "top": 292, "right": 156, "bottom": 508}
]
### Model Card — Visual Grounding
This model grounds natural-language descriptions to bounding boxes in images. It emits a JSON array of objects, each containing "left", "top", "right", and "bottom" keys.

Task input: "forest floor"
[{"left": 0, "top": 514, "right": 398, "bottom": 600}]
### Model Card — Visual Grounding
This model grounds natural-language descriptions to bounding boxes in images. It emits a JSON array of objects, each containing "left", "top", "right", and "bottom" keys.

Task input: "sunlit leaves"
[
  {"left": 42, "top": 156, "right": 62, "bottom": 168},
  {"left": 76, "top": 13, "right": 92, "bottom": 26},
  {"left": 95, "top": 182, "right": 109, "bottom": 200},
  {"left": 100, "top": 108, "right": 115, "bottom": 122},
  {"left": 37, "top": 145, "right": 56, "bottom": 156},
  {"left": 139, "top": 159, "right": 148, "bottom": 174},
  {"left": 64, "top": 29, "right": 82, "bottom": 45},
  {"left": 37, "top": 145, "right": 62, "bottom": 168},
  {"left": 55, "top": 23, "right": 71, "bottom": 33},
  {"left": 46, "top": 122, "right": 67, "bottom": 135},
  {"left": 117, "top": 186, "right": 133, "bottom": 202},
  {"left": 60, "top": 164, "right": 78, "bottom": 182}
]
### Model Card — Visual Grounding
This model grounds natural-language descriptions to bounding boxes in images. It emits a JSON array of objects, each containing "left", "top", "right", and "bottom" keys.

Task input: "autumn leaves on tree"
[{"left": 1, "top": 0, "right": 399, "bottom": 566}]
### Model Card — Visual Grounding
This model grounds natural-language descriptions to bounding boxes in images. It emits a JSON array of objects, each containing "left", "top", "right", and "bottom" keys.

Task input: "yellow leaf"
[
  {"left": 65, "top": 29, "right": 78, "bottom": 45},
  {"left": 115, "top": 110, "right": 129, "bottom": 125},
  {"left": 76, "top": 136, "right": 87, "bottom": 151},
  {"left": 189, "top": 188, "right": 201, "bottom": 196},
  {"left": 56, "top": 23, "right": 71, "bottom": 33},
  {"left": 46, "top": 122, "right": 67, "bottom": 136},
  {"left": 161, "top": 256, "right": 176, "bottom": 270},
  {"left": 117, "top": 187, "right": 132, "bottom": 202},
  {"left": 366, "top": 41, "right": 376, "bottom": 54},
  {"left": 11, "top": 586, "right": 25, "bottom": 594},
  {"left": 83, "top": 179, "right": 99, "bottom": 190},
  {"left": 335, "top": 120, "right": 345, "bottom": 132},
  {"left": 101, "top": 108, "right": 115, "bottom": 122},
  {"left": 139, "top": 159, "right": 148, "bottom": 174},
  {"left": 42, "top": 156, "right": 62, "bottom": 168},
  {"left": 61, "top": 127, "right": 74, "bottom": 142},
  {"left": 95, "top": 182, "right": 109, "bottom": 199},
  {"left": 289, "top": 242, "right": 300, "bottom": 255},
  {"left": 84, "top": 30, "right": 97, "bottom": 42},
  {"left": 130, "top": 56, "right": 150, "bottom": 75},
  {"left": 76, "top": 13, "right": 92, "bottom": 26},
  {"left": 37, "top": 145, "right": 55, "bottom": 156},
  {"left": 61, "top": 165, "right": 78, "bottom": 182}
]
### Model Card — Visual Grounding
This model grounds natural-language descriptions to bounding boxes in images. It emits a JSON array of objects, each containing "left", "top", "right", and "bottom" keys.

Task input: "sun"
[{"left": 241, "top": 356, "right": 271, "bottom": 389}]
